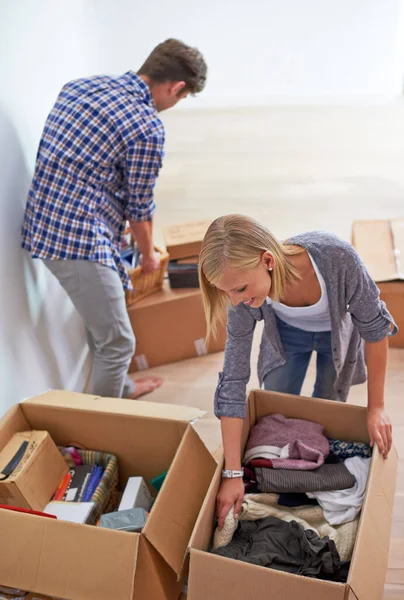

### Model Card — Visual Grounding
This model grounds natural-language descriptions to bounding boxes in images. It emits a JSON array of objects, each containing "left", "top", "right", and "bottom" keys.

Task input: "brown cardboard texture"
[
  {"left": 352, "top": 218, "right": 404, "bottom": 347},
  {"left": 0, "top": 431, "right": 68, "bottom": 510},
  {"left": 164, "top": 220, "right": 211, "bottom": 260},
  {"left": 188, "top": 389, "right": 398, "bottom": 600},
  {"left": 0, "top": 390, "right": 217, "bottom": 600},
  {"left": 128, "top": 282, "right": 226, "bottom": 372}
]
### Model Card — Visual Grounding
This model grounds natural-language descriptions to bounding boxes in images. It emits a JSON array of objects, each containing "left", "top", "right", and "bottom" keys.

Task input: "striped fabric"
[
  {"left": 22, "top": 72, "right": 165, "bottom": 289},
  {"left": 255, "top": 463, "right": 356, "bottom": 494},
  {"left": 59, "top": 447, "right": 119, "bottom": 524}
]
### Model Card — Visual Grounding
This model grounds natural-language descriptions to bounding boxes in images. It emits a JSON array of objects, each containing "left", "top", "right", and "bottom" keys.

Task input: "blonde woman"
[{"left": 199, "top": 214, "right": 396, "bottom": 528}]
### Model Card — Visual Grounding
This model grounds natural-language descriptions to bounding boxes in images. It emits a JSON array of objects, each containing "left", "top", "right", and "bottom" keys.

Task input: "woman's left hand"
[{"left": 367, "top": 407, "right": 392, "bottom": 458}]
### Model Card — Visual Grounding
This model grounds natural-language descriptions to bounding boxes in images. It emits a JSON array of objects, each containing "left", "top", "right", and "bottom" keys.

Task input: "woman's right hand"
[{"left": 217, "top": 477, "right": 245, "bottom": 529}]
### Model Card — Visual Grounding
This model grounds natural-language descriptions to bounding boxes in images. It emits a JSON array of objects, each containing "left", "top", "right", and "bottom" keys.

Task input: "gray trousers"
[{"left": 44, "top": 259, "right": 136, "bottom": 398}]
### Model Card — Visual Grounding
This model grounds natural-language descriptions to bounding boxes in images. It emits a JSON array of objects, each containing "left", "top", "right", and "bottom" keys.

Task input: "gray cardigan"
[{"left": 214, "top": 231, "right": 398, "bottom": 419}]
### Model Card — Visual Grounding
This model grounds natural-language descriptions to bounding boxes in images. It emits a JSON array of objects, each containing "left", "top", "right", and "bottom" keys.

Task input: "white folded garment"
[{"left": 307, "top": 456, "right": 371, "bottom": 525}]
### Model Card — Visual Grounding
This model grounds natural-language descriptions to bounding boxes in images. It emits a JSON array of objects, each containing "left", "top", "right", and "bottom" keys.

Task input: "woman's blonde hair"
[{"left": 198, "top": 214, "right": 303, "bottom": 341}]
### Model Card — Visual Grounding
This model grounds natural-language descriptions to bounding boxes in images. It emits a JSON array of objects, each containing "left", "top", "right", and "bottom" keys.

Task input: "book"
[
  {"left": 82, "top": 465, "right": 104, "bottom": 502},
  {"left": 53, "top": 471, "right": 72, "bottom": 501},
  {"left": 45, "top": 501, "right": 95, "bottom": 524},
  {"left": 64, "top": 465, "right": 93, "bottom": 502}
]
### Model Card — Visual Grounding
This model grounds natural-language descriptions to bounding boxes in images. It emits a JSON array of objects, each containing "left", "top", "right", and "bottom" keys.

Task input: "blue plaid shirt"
[{"left": 22, "top": 72, "right": 165, "bottom": 289}]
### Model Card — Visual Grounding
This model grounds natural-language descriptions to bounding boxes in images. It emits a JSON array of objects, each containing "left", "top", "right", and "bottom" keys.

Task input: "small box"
[
  {"left": 352, "top": 218, "right": 404, "bottom": 347},
  {"left": 164, "top": 220, "right": 211, "bottom": 260},
  {"left": 0, "top": 431, "right": 68, "bottom": 511},
  {"left": 119, "top": 476, "right": 153, "bottom": 512},
  {"left": 99, "top": 507, "right": 148, "bottom": 532},
  {"left": 168, "top": 257, "right": 199, "bottom": 289}
]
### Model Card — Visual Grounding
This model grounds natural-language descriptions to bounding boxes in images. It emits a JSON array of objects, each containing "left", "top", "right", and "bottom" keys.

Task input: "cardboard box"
[
  {"left": 26, "top": 594, "right": 63, "bottom": 600},
  {"left": 128, "top": 282, "right": 226, "bottom": 372},
  {"left": 187, "top": 389, "right": 398, "bottom": 600},
  {"left": 352, "top": 218, "right": 404, "bottom": 347},
  {"left": 164, "top": 220, "right": 211, "bottom": 260},
  {"left": 0, "top": 390, "right": 217, "bottom": 600},
  {"left": 0, "top": 431, "right": 68, "bottom": 510}
]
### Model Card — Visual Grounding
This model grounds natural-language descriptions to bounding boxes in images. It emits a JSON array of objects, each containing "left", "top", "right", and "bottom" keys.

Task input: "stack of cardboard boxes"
[
  {"left": 352, "top": 218, "right": 404, "bottom": 347},
  {"left": 127, "top": 220, "right": 226, "bottom": 373}
]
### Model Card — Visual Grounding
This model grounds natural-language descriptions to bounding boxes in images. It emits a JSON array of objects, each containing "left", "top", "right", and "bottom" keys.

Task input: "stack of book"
[{"left": 53, "top": 464, "right": 104, "bottom": 503}]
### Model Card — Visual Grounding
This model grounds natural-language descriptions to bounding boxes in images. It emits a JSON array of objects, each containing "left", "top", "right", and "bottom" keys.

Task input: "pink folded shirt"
[{"left": 244, "top": 414, "right": 330, "bottom": 471}]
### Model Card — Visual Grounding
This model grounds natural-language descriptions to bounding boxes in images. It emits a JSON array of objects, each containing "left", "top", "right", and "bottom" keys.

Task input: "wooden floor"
[{"left": 132, "top": 105, "right": 404, "bottom": 599}]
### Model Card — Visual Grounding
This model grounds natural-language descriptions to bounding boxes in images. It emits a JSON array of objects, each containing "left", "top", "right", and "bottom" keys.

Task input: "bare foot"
[{"left": 130, "top": 377, "right": 163, "bottom": 399}]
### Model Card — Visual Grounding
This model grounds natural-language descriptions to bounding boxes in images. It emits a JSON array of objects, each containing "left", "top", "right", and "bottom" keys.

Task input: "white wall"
[
  {"left": 91, "top": 0, "right": 404, "bottom": 108},
  {"left": 0, "top": 1, "right": 97, "bottom": 415}
]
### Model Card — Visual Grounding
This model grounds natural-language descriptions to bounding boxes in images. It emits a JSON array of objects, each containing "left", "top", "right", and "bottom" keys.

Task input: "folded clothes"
[
  {"left": 213, "top": 493, "right": 359, "bottom": 562},
  {"left": 244, "top": 414, "right": 329, "bottom": 470},
  {"left": 212, "top": 516, "right": 345, "bottom": 580},
  {"left": 255, "top": 463, "right": 356, "bottom": 494},
  {"left": 328, "top": 438, "right": 372, "bottom": 461},
  {"left": 307, "top": 457, "right": 371, "bottom": 525}
]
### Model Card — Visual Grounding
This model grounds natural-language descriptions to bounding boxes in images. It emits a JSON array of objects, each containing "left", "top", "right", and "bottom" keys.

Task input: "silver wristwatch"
[{"left": 221, "top": 468, "right": 244, "bottom": 479}]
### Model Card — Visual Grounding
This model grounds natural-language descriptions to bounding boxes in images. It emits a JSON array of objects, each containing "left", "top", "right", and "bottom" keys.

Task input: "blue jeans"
[{"left": 263, "top": 317, "right": 336, "bottom": 399}]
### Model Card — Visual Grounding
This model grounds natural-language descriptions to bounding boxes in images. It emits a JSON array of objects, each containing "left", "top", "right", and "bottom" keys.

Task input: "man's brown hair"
[{"left": 138, "top": 39, "right": 207, "bottom": 94}]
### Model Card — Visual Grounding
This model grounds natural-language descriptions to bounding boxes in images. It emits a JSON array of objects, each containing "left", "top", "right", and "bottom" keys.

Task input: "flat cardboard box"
[
  {"left": 128, "top": 282, "right": 226, "bottom": 372},
  {"left": 0, "top": 390, "right": 217, "bottom": 600},
  {"left": 352, "top": 218, "right": 404, "bottom": 347},
  {"left": 0, "top": 430, "right": 68, "bottom": 511},
  {"left": 164, "top": 220, "right": 211, "bottom": 260},
  {"left": 187, "top": 389, "right": 398, "bottom": 600}
]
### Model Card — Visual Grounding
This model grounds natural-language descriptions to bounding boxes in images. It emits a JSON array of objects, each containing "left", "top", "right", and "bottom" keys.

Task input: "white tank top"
[{"left": 269, "top": 253, "right": 332, "bottom": 332}]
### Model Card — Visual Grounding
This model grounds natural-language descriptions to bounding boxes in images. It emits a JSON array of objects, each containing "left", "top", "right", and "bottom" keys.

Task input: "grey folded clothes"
[
  {"left": 213, "top": 493, "right": 359, "bottom": 562},
  {"left": 212, "top": 516, "right": 344, "bottom": 579},
  {"left": 255, "top": 462, "right": 356, "bottom": 493}
]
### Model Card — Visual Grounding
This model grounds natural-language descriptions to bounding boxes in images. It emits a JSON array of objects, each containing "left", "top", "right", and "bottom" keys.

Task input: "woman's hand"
[
  {"left": 367, "top": 407, "right": 392, "bottom": 458},
  {"left": 217, "top": 477, "right": 244, "bottom": 529}
]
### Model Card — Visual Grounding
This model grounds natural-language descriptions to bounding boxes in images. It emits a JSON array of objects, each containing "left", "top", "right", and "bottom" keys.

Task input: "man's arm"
[
  {"left": 125, "top": 132, "right": 164, "bottom": 272},
  {"left": 130, "top": 220, "right": 158, "bottom": 274}
]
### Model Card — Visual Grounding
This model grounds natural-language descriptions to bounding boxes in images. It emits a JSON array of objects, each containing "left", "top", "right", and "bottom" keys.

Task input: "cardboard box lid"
[
  {"left": 22, "top": 390, "right": 206, "bottom": 424},
  {"left": 352, "top": 218, "right": 404, "bottom": 282},
  {"left": 0, "top": 508, "right": 139, "bottom": 600},
  {"left": 143, "top": 426, "right": 217, "bottom": 577},
  {"left": 164, "top": 220, "right": 211, "bottom": 250}
]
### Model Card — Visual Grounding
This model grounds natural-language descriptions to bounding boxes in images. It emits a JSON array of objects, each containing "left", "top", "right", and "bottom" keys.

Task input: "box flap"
[
  {"left": 23, "top": 390, "right": 206, "bottom": 424},
  {"left": 133, "top": 536, "right": 184, "bottom": 600},
  {"left": 143, "top": 425, "right": 217, "bottom": 576},
  {"left": 351, "top": 218, "right": 404, "bottom": 282},
  {"left": 164, "top": 220, "right": 211, "bottom": 248},
  {"left": 348, "top": 445, "right": 398, "bottom": 600},
  {"left": 188, "top": 462, "right": 222, "bottom": 552},
  {"left": 250, "top": 390, "right": 369, "bottom": 442},
  {"left": 188, "top": 550, "right": 347, "bottom": 600},
  {"left": 128, "top": 281, "right": 200, "bottom": 310},
  {"left": 0, "top": 509, "right": 138, "bottom": 600}
]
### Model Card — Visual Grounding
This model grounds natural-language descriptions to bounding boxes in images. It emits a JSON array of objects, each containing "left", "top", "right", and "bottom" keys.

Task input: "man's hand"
[{"left": 141, "top": 251, "right": 160, "bottom": 274}]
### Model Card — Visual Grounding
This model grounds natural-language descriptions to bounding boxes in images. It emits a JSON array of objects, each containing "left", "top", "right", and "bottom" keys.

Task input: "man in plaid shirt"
[{"left": 22, "top": 39, "right": 207, "bottom": 399}]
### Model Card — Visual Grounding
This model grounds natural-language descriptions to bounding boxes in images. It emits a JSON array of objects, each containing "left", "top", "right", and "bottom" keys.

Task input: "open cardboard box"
[
  {"left": 0, "top": 391, "right": 218, "bottom": 600},
  {"left": 187, "top": 390, "right": 398, "bottom": 600},
  {"left": 352, "top": 218, "right": 404, "bottom": 347}
]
